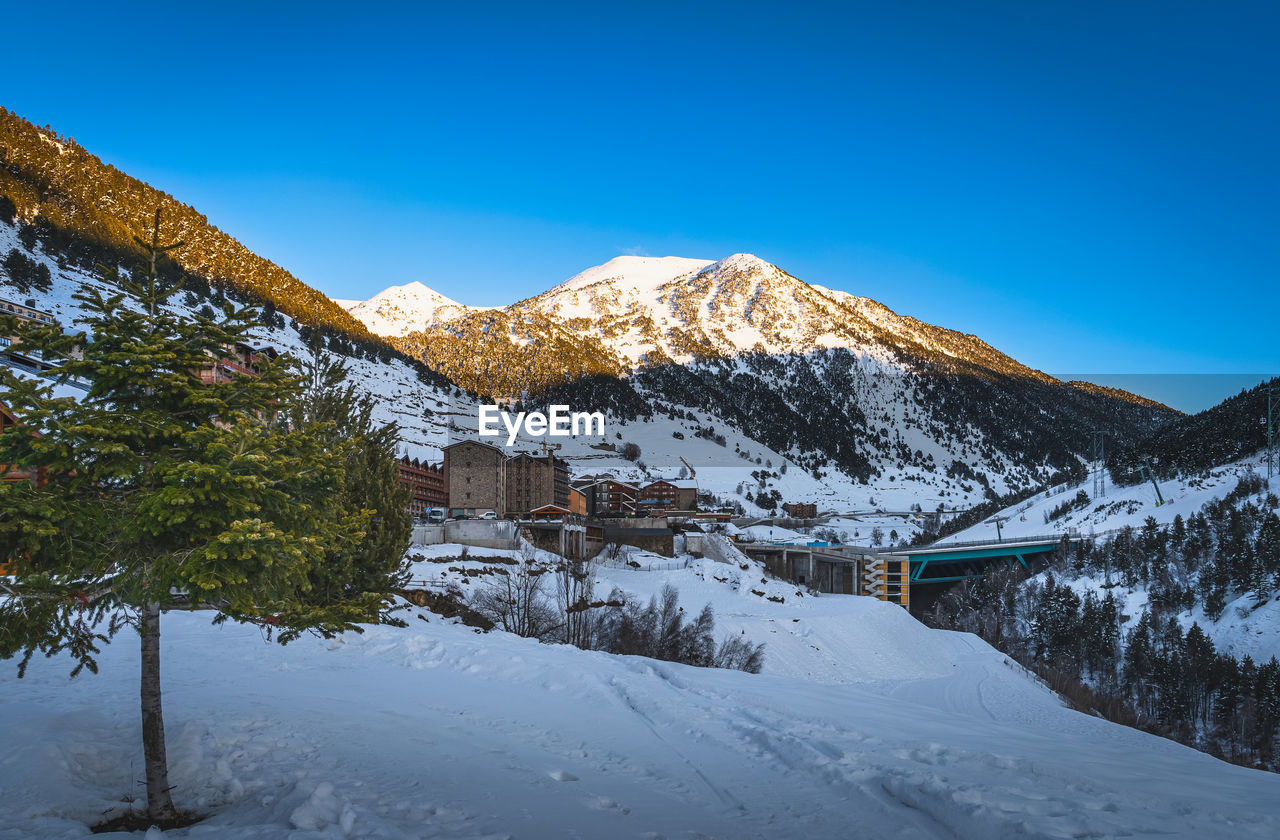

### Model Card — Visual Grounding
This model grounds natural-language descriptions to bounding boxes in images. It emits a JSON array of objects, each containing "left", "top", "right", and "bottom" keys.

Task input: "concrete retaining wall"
[
  {"left": 410, "top": 524, "right": 445, "bottom": 545},
  {"left": 444, "top": 519, "right": 520, "bottom": 550}
]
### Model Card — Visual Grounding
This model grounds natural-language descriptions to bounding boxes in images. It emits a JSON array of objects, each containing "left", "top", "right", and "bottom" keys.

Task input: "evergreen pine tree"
[
  {"left": 0, "top": 211, "right": 382, "bottom": 826},
  {"left": 288, "top": 347, "right": 412, "bottom": 611}
]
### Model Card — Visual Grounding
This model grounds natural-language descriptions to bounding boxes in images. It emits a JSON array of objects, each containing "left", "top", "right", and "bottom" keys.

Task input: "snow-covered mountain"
[
  {"left": 513, "top": 253, "right": 1044, "bottom": 372},
  {"left": 347, "top": 253, "right": 1176, "bottom": 506},
  {"left": 337, "top": 280, "right": 478, "bottom": 337},
  {"left": 344, "top": 252, "right": 1063, "bottom": 377}
]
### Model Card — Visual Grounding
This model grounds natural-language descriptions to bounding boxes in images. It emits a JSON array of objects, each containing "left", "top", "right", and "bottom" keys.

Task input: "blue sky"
[{"left": 4, "top": 1, "right": 1277, "bottom": 406}]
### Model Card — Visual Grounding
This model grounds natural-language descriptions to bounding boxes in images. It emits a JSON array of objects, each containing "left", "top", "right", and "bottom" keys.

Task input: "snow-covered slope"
[
  {"left": 4, "top": 567, "right": 1279, "bottom": 838},
  {"left": 941, "top": 451, "right": 1272, "bottom": 545},
  {"left": 338, "top": 280, "right": 478, "bottom": 337},
  {"left": 0, "top": 222, "right": 465, "bottom": 464},
  {"left": 940, "top": 450, "right": 1280, "bottom": 662},
  {"left": 546, "top": 254, "right": 714, "bottom": 299}
]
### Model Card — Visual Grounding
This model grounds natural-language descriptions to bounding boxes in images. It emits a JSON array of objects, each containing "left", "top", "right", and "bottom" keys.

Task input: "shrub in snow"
[{"left": 593, "top": 584, "right": 765, "bottom": 674}]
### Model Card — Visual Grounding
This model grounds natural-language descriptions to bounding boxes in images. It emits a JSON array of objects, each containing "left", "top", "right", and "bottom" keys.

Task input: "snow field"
[{"left": 4, "top": 589, "right": 1280, "bottom": 838}]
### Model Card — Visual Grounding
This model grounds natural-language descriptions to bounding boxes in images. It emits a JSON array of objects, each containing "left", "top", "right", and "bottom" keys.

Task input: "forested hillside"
[
  {"left": 0, "top": 107, "right": 384, "bottom": 347},
  {"left": 1109, "top": 376, "right": 1280, "bottom": 485}
]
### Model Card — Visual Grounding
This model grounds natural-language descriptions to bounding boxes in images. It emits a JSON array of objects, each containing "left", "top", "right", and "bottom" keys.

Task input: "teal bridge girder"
[{"left": 885, "top": 537, "right": 1075, "bottom": 584}]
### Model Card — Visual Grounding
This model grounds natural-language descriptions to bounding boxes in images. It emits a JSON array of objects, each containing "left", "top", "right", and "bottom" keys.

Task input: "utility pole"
[
  {"left": 1136, "top": 459, "right": 1165, "bottom": 506},
  {"left": 1091, "top": 431, "right": 1107, "bottom": 499}
]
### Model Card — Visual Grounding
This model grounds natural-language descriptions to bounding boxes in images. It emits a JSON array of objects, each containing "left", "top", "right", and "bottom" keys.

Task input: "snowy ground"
[
  {"left": 5, "top": 550, "right": 1280, "bottom": 838},
  {"left": 942, "top": 451, "right": 1274, "bottom": 546}
]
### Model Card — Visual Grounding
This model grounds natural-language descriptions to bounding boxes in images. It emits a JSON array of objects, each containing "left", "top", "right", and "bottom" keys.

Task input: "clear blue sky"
[{"left": 4, "top": 1, "right": 1277, "bottom": 402}]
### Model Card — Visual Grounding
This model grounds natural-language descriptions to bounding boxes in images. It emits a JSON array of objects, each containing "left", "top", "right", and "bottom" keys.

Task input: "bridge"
[
  {"left": 724, "top": 533, "right": 1078, "bottom": 611},
  {"left": 882, "top": 534, "right": 1077, "bottom": 584}
]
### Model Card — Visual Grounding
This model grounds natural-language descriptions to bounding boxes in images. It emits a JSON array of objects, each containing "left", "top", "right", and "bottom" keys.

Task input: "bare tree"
[
  {"left": 555, "top": 554, "right": 600, "bottom": 649},
  {"left": 470, "top": 545, "right": 560, "bottom": 640}
]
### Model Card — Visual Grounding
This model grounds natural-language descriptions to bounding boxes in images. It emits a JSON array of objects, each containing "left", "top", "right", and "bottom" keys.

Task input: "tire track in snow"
[{"left": 605, "top": 675, "right": 745, "bottom": 813}]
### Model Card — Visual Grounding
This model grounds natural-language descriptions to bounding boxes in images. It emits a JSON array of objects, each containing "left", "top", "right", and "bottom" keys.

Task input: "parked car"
[{"left": 480, "top": 511, "right": 498, "bottom": 520}]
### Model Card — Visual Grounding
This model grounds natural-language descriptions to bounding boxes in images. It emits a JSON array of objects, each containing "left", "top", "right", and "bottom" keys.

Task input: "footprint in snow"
[{"left": 549, "top": 770, "right": 579, "bottom": 782}]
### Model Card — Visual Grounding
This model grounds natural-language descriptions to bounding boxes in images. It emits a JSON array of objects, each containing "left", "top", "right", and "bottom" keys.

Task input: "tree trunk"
[{"left": 140, "top": 600, "right": 178, "bottom": 821}]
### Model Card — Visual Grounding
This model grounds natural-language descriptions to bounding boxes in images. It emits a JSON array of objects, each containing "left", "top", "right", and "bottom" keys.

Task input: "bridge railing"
[{"left": 906, "top": 533, "right": 1078, "bottom": 551}]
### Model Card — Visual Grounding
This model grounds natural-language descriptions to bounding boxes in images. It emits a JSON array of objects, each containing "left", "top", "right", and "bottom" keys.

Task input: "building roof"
[
  {"left": 442, "top": 439, "right": 506, "bottom": 455},
  {"left": 0, "top": 298, "right": 55, "bottom": 322},
  {"left": 529, "top": 504, "right": 572, "bottom": 514}
]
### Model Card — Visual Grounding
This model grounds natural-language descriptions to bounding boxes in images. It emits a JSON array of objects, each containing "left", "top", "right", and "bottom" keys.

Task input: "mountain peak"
[
  {"left": 552, "top": 255, "right": 714, "bottom": 295},
  {"left": 339, "top": 280, "right": 471, "bottom": 336},
  {"left": 698, "top": 253, "right": 790, "bottom": 287},
  {"left": 709, "top": 252, "right": 771, "bottom": 270}
]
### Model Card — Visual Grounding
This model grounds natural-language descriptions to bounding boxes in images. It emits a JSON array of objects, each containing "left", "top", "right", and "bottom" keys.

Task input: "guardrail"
[
  {"left": 905, "top": 533, "right": 1078, "bottom": 551},
  {"left": 403, "top": 578, "right": 455, "bottom": 591}
]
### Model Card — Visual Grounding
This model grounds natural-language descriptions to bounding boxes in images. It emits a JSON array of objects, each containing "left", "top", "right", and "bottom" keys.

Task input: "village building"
[
  {"left": 505, "top": 452, "right": 569, "bottom": 517},
  {"left": 0, "top": 298, "right": 54, "bottom": 327},
  {"left": 443, "top": 440, "right": 506, "bottom": 517},
  {"left": 602, "top": 517, "right": 676, "bottom": 557},
  {"left": 640, "top": 480, "right": 679, "bottom": 512},
  {"left": 670, "top": 479, "right": 698, "bottom": 510},
  {"left": 1, "top": 402, "right": 43, "bottom": 487},
  {"left": 1, "top": 298, "right": 67, "bottom": 372},
  {"left": 197, "top": 342, "right": 278, "bottom": 385},
  {"left": 397, "top": 455, "right": 447, "bottom": 515},
  {"left": 782, "top": 501, "right": 817, "bottom": 518},
  {"left": 597, "top": 478, "right": 640, "bottom": 516},
  {"left": 568, "top": 485, "right": 587, "bottom": 516},
  {"left": 570, "top": 476, "right": 606, "bottom": 516},
  {"left": 640, "top": 478, "right": 699, "bottom": 512}
]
